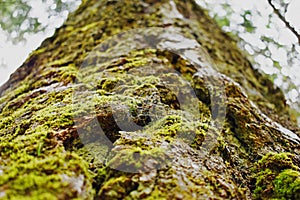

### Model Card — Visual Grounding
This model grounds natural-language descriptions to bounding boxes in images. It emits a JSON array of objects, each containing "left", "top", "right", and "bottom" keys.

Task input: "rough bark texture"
[{"left": 0, "top": 0, "right": 300, "bottom": 199}]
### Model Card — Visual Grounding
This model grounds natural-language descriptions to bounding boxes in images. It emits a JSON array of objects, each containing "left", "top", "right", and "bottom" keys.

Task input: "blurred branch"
[{"left": 267, "top": 0, "right": 300, "bottom": 45}]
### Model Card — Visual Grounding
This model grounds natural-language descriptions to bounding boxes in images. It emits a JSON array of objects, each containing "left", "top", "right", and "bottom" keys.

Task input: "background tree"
[{"left": 0, "top": 0, "right": 300, "bottom": 199}]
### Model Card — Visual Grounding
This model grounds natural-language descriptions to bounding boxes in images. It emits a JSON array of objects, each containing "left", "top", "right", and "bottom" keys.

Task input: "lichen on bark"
[{"left": 0, "top": 0, "right": 300, "bottom": 199}]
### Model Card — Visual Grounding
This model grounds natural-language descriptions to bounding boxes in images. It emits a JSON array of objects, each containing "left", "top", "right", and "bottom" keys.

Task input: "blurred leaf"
[
  {"left": 0, "top": 0, "right": 80, "bottom": 43},
  {"left": 214, "top": 16, "right": 230, "bottom": 27},
  {"left": 241, "top": 10, "right": 256, "bottom": 33}
]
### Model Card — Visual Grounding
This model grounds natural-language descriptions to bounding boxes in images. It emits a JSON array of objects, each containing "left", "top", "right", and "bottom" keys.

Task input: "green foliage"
[
  {"left": 214, "top": 15, "right": 230, "bottom": 27},
  {"left": 241, "top": 10, "right": 256, "bottom": 33},
  {"left": 0, "top": 0, "right": 80, "bottom": 43},
  {"left": 0, "top": 0, "right": 37, "bottom": 42}
]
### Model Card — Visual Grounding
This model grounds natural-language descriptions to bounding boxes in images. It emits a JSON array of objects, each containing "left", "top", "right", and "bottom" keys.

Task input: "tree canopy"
[{"left": 0, "top": 0, "right": 80, "bottom": 43}]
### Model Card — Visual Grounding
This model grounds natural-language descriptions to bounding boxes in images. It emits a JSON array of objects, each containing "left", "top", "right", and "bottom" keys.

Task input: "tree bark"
[{"left": 0, "top": 0, "right": 300, "bottom": 199}]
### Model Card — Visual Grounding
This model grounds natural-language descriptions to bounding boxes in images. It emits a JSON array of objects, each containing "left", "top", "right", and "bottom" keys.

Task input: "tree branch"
[{"left": 267, "top": 0, "right": 300, "bottom": 45}]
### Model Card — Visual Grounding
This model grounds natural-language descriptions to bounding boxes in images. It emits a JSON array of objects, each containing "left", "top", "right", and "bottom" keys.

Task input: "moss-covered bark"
[{"left": 0, "top": 0, "right": 300, "bottom": 199}]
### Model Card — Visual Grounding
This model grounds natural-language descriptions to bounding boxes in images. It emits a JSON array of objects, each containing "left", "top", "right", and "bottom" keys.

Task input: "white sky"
[
  {"left": 0, "top": 0, "right": 299, "bottom": 87},
  {"left": 0, "top": 31, "right": 54, "bottom": 85},
  {"left": 0, "top": 0, "right": 79, "bottom": 86}
]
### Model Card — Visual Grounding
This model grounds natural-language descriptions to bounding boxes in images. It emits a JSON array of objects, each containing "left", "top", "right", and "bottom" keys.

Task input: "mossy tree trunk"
[{"left": 1, "top": 0, "right": 300, "bottom": 199}]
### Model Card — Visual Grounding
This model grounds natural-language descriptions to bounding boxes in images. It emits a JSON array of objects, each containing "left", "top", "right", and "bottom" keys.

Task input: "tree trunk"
[{"left": 0, "top": 0, "right": 300, "bottom": 199}]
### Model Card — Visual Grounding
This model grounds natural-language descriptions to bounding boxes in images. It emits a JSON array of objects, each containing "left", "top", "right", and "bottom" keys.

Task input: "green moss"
[
  {"left": 256, "top": 152, "right": 297, "bottom": 172},
  {"left": 107, "top": 145, "right": 169, "bottom": 172},
  {"left": 1, "top": 0, "right": 298, "bottom": 199},
  {"left": 59, "top": 65, "right": 79, "bottom": 84},
  {"left": 0, "top": 150, "right": 94, "bottom": 199},
  {"left": 253, "top": 168, "right": 276, "bottom": 198},
  {"left": 274, "top": 169, "right": 300, "bottom": 199},
  {"left": 98, "top": 175, "right": 137, "bottom": 199},
  {"left": 252, "top": 152, "right": 300, "bottom": 199},
  {"left": 0, "top": 82, "right": 96, "bottom": 199}
]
